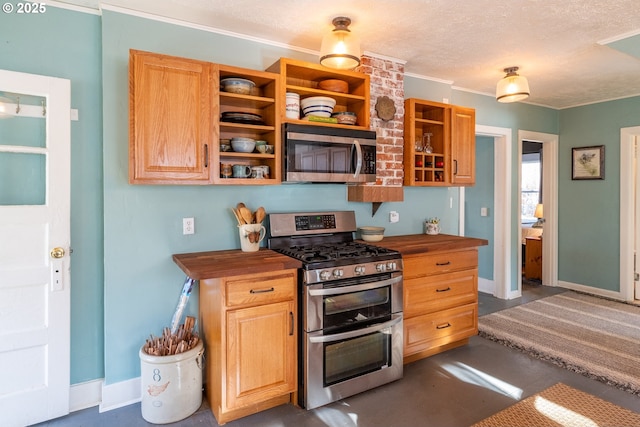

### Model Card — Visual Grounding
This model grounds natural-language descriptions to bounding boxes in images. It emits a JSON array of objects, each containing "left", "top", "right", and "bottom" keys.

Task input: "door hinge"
[{"left": 634, "top": 272, "right": 639, "bottom": 281}]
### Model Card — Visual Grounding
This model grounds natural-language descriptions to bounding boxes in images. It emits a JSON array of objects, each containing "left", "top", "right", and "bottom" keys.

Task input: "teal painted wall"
[
  {"left": 466, "top": 137, "right": 495, "bottom": 280},
  {"left": 0, "top": 7, "right": 104, "bottom": 384},
  {"left": 5, "top": 6, "right": 638, "bottom": 389},
  {"left": 558, "top": 97, "right": 640, "bottom": 291}
]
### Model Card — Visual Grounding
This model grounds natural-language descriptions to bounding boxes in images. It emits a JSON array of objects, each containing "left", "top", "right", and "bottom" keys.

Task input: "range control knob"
[
  {"left": 354, "top": 265, "right": 366, "bottom": 275},
  {"left": 376, "top": 263, "right": 386, "bottom": 272},
  {"left": 320, "top": 270, "right": 332, "bottom": 281},
  {"left": 333, "top": 268, "right": 344, "bottom": 278},
  {"left": 386, "top": 261, "right": 397, "bottom": 270}
]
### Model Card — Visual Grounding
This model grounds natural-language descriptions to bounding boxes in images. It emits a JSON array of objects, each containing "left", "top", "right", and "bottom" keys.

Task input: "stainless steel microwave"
[{"left": 283, "top": 123, "right": 377, "bottom": 183}]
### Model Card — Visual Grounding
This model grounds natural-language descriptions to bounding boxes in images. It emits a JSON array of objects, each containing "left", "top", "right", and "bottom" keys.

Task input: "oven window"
[
  {"left": 324, "top": 331, "right": 391, "bottom": 386},
  {"left": 324, "top": 287, "right": 390, "bottom": 330}
]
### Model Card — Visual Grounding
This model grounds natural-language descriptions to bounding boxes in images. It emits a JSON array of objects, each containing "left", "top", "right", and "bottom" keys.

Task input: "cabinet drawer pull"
[
  {"left": 436, "top": 287, "right": 451, "bottom": 293},
  {"left": 249, "top": 287, "right": 275, "bottom": 294},
  {"left": 436, "top": 322, "right": 452, "bottom": 330},
  {"left": 289, "top": 311, "right": 294, "bottom": 336},
  {"left": 435, "top": 261, "right": 451, "bottom": 266}
]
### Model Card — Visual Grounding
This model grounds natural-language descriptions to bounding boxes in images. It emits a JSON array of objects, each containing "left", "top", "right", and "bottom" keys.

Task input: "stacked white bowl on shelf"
[{"left": 300, "top": 96, "right": 336, "bottom": 118}]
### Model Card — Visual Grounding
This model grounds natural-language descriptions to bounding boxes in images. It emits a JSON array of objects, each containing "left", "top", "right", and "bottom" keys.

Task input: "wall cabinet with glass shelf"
[
  {"left": 403, "top": 98, "right": 475, "bottom": 187},
  {"left": 215, "top": 65, "right": 281, "bottom": 185},
  {"left": 266, "top": 57, "right": 370, "bottom": 130}
]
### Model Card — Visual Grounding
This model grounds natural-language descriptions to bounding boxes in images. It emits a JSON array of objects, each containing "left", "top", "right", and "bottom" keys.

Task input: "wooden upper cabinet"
[
  {"left": 450, "top": 106, "right": 475, "bottom": 186},
  {"left": 404, "top": 98, "right": 475, "bottom": 187},
  {"left": 266, "top": 57, "right": 370, "bottom": 130},
  {"left": 129, "top": 50, "right": 215, "bottom": 184}
]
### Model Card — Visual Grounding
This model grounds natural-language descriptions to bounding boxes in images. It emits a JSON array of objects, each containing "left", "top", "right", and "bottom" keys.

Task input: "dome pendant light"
[
  {"left": 319, "top": 17, "right": 361, "bottom": 70},
  {"left": 496, "top": 66, "right": 530, "bottom": 103}
]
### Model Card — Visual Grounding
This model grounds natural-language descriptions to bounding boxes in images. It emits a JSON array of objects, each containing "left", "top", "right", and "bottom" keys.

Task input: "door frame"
[
  {"left": 460, "top": 125, "right": 512, "bottom": 299},
  {"left": 460, "top": 127, "right": 558, "bottom": 300},
  {"left": 620, "top": 126, "right": 640, "bottom": 302}
]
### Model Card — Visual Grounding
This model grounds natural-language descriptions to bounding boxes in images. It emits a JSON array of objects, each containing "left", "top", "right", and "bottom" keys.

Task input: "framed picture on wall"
[{"left": 572, "top": 145, "right": 605, "bottom": 180}]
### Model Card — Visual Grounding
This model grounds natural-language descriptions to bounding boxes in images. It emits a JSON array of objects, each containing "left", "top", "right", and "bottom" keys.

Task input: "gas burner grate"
[{"left": 276, "top": 241, "right": 395, "bottom": 263}]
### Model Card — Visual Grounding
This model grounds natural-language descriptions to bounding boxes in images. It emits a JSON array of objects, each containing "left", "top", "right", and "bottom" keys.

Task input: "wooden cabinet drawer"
[
  {"left": 404, "top": 269, "right": 477, "bottom": 318},
  {"left": 404, "top": 249, "right": 477, "bottom": 278},
  {"left": 404, "top": 303, "right": 478, "bottom": 358},
  {"left": 225, "top": 270, "right": 296, "bottom": 308}
]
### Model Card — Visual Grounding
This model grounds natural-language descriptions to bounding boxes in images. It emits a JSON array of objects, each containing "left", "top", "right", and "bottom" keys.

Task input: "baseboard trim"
[
  {"left": 99, "top": 376, "right": 141, "bottom": 413},
  {"left": 478, "top": 277, "right": 495, "bottom": 295},
  {"left": 70, "top": 379, "right": 103, "bottom": 412},
  {"left": 557, "top": 281, "right": 624, "bottom": 301}
]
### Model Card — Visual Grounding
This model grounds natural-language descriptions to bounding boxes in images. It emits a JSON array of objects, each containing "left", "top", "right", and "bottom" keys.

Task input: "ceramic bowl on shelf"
[
  {"left": 331, "top": 111, "right": 357, "bottom": 125},
  {"left": 256, "top": 144, "right": 274, "bottom": 154},
  {"left": 220, "top": 77, "right": 255, "bottom": 95},
  {"left": 300, "top": 96, "right": 336, "bottom": 118},
  {"left": 318, "top": 79, "right": 349, "bottom": 93},
  {"left": 220, "top": 144, "right": 232, "bottom": 152},
  {"left": 358, "top": 226, "right": 385, "bottom": 242},
  {"left": 230, "top": 137, "right": 256, "bottom": 153}
]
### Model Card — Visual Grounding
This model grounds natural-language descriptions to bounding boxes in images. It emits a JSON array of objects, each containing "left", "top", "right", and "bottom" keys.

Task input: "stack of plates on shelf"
[{"left": 221, "top": 111, "right": 264, "bottom": 125}]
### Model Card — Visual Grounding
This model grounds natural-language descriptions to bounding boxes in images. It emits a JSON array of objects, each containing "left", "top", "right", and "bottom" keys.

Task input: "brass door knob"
[{"left": 50, "top": 247, "right": 65, "bottom": 259}]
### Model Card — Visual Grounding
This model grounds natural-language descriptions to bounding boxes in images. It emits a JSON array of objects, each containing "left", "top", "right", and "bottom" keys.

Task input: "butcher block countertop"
[
  {"left": 360, "top": 233, "right": 488, "bottom": 256},
  {"left": 173, "top": 249, "right": 302, "bottom": 280}
]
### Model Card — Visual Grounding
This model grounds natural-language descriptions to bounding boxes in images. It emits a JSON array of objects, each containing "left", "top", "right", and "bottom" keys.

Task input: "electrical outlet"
[
  {"left": 389, "top": 211, "right": 400, "bottom": 223},
  {"left": 481, "top": 207, "right": 489, "bottom": 217},
  {"left": 183, "top": 217, "right": 194, "bottom": 235}
]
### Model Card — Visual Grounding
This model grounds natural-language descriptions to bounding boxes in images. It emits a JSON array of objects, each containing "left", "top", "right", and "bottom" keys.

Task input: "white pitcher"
[{"left": 238, "top": 223, "right": 266, "bottom": 252}]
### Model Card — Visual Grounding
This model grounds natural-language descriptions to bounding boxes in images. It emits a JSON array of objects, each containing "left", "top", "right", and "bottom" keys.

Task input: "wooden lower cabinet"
[
  {"left": 200, "top": 269, "right": 297, "bottom": 424},
  {"left": 403, "top": 249, "right": 479, "bottom": 364}
]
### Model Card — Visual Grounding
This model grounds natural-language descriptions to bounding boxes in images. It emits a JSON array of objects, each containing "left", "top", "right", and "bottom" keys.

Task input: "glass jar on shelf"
[{"left": 422, "top": 132, "right": 433, "bottom": 153}]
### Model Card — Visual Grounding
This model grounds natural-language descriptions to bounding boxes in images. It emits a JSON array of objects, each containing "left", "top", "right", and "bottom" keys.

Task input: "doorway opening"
[
  {"left": 521, "top": 141, "right": 543, "bottom": 283},
  {"left": 518, "top": 130, "right": 559, "bottom": 290}
]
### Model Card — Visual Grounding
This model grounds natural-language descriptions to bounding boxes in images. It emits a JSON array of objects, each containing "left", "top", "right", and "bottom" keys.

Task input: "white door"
[{"left": 0, "top": 70, "right": 71, "bottom": 426}]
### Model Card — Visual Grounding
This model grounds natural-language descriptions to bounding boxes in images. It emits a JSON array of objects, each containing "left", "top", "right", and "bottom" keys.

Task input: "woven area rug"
[
  {"left": 471, "top": 383, "right": 640, "bottom": 427},
  {"left": 478, "top": 291, "right": 640, "bottom": 395}
]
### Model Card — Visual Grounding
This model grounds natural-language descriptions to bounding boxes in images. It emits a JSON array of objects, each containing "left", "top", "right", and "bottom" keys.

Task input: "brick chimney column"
[{"left": 357, "top": 54, "right": 405, "bottom": 186}]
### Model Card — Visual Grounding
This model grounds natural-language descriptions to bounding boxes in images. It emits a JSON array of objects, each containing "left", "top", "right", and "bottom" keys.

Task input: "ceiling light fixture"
[
  {"left": 496, "top": 66, "right": 530, "bottom": 103},
  {"left": 319, "top": 16, "right": 361, "bottom": 70}
]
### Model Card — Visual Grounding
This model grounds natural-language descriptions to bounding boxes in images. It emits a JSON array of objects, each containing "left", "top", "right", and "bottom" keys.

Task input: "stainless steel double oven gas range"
[{"left": 268, "top": 211, "right": 404, "bottom": 410}]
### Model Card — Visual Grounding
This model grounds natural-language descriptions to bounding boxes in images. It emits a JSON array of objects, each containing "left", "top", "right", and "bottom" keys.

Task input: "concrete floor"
[{"left": 35, "top": 284, "right": 640, "bottom": 426}]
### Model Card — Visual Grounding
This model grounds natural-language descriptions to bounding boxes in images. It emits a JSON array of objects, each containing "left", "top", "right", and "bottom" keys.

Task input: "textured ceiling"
[{"left": 59, "top": 0, "right": 640, "bottom": 109}]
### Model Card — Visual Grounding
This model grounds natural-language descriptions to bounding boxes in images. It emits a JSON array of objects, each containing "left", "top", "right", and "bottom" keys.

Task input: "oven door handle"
[
  {"left": 308, "top": 314, "right": 402, "bottom": 343},
  {"left": 308, "top": 275, "right": 403, "bottom": 296}
]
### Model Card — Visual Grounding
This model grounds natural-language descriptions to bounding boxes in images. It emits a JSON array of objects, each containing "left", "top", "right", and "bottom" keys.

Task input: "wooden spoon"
[
  {"left": 231, "top": 208, "right": 244, "bottom": 225},
  {"left": 255, "top": 206, "right": 266, "bottom": 224},
  {"left": 239, "top": 207, "right": 253, "bottom": 225}
]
